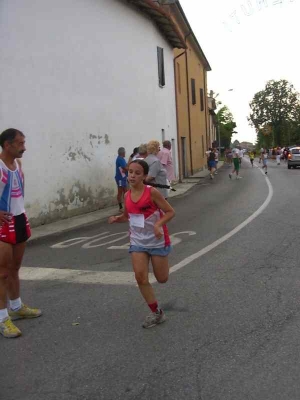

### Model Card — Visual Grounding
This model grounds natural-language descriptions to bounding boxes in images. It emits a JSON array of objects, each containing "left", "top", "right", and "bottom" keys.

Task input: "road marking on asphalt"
[
  {"left": 155, "top": 161, "right": 274, "bottom": 281},
  {"left": 20, "top": 267, "right": 149, "bottom": 286}
]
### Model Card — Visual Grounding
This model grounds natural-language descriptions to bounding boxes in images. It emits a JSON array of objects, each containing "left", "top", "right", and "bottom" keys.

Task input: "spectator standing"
[
  {"left": 158, "top": 140, "right": 175, "bottom": 182},
  {"left": 128, "top": 147, "right": 139, "bottom": 164},
  {"left": 144, "top": 140, "right": 168, "bottom": 199},
  {"left": 115, "top": 147, "right": 128, "bottom": 211},
  {"left": 136, "top": 144, "right": 147, "bottom": 160}
]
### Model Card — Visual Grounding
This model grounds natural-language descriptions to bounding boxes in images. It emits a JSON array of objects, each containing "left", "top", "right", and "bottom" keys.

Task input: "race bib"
[{"left": 129, "top": 214, "right": 145, "bottom": 228}]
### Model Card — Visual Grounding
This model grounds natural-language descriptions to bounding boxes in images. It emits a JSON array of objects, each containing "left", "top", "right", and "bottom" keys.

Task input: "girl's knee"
[
  {"left": 0, "top": 269, "right": 9, "bottom": 280},
  {"left": 157, "top": 275, "right": 169, "bottom": 284},
  {"left": 135, "top": 274, "right": 149, "bottom": 286}
]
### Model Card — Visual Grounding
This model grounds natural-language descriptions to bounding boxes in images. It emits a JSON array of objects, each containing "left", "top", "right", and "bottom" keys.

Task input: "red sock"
[{"left": 148, "top": 301, "right": 159, "bottom": 313}]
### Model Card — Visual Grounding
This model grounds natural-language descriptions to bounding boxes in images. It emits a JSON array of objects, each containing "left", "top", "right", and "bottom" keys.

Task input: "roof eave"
[
  {"left": 175, "top": 1, "right": 212, "bottom": 71},
  {"left": 127, "top": 0, "right": 187, "bottom": 49}
]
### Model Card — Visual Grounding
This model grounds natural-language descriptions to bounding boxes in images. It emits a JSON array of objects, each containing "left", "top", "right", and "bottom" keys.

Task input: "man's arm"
[{"left": 144, "top": 161, "right": 159, "bottom": 183}]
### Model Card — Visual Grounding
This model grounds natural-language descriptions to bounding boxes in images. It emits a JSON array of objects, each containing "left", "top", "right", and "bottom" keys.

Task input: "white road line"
[
  {"left": 152, "top": 161, "right": 273, "bottom": 281},
  {"left": 20, "top": 267, "right": 153, "bottom": 286}
]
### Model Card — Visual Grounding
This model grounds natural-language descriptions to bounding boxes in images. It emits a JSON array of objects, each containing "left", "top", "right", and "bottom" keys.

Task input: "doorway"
[{"left": 181, "top": 137, "right": 187, "bottom": 178}]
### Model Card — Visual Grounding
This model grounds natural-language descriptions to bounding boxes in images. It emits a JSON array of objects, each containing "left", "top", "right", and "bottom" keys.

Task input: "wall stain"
[
  {"left": 29, "top": 184, "right": 115, "bottom": 228},
  {"left": 67, "top": 148, "right": 92, "bottom": 162},
  {"left": 105, "top": 134, "right": 110, "bottom": 145}
]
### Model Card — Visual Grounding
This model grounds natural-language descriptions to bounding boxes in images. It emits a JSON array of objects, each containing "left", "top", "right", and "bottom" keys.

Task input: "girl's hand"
[
  {"left": 154, "top": 224, "right": 164, "bottom": 240},
  {"left": 108, "top": 216, "right": 119, "bottom": 224}
]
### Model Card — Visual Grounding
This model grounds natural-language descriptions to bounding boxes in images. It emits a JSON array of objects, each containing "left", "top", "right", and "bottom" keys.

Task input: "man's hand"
[{"left": 0, "top": 211, "right": 13, "bottom": 224}]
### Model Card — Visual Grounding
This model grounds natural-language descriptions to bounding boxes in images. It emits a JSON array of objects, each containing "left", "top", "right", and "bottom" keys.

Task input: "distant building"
[
  {"left": 240, "top": 141, "right": 255, "bottom": 150},
  {"left": 207, "top": 96, "right": 217, "bottom": 148},
  {"left": 157, "top": 1, "right": 212, "bottom": 178}
]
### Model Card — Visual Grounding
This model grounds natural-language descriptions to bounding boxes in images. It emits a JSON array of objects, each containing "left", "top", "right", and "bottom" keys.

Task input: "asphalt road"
[{"left": 2, "top": 158, "right": 300, "bottom": 400}]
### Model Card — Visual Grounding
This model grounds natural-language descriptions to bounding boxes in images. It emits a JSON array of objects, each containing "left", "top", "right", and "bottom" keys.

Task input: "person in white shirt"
[
  {"left": 259, "top": 147, "right": 264, "bottom": 163},
  {"left": 213, "top": 148, "right": 219, "bottom": 174},
  {"left": 238, "top": 148, "right": 243, "bottom": 165},
  {"left": 157, "top": 140, "right": 175, "bottom": 183},
  {"left": 229, "top": 148, "right": 242, "bottom": 179},
  {"left": 262, "top": 150, "right": 268, "bottom": 174}
]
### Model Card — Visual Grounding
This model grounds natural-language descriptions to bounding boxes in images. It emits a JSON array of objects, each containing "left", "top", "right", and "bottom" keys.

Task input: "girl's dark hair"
[
  {"left": 129, "top": 159, "right": 149, "bottom": 175},
  {"left": 209, "top": 151, "right": 215, "bottom": 161}
]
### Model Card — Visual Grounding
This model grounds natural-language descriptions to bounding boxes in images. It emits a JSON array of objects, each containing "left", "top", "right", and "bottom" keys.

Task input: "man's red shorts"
[{"left": 0, "top": 213, "right": 31, "bottom": 244}]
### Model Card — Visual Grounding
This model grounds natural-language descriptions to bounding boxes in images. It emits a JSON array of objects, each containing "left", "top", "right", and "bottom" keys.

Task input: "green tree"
[
  {"left": 248, "top": 79, "right": 300, "bottom": 146},
  {"left": 217, "top": 105, "right": 237, "bottom": 149}
]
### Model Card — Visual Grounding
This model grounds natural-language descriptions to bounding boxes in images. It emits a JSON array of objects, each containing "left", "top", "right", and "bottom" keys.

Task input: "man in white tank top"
[{"left": 0, "top": 129, "right": 42, "bottom": 339}]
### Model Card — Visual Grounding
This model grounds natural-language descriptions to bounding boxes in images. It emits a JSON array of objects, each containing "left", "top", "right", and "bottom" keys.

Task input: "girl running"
[
  {"left": 249, "top": 150, "right": 254, "bottom": 167},
  {"left": 207, "top": 150, "right": 216, "bottom": 179},
  {"left": 262, "top": 150, "right": 268, "bottom": 174},
  {"left": 108, "top": 159, "right": 175, "bottom": 329}
]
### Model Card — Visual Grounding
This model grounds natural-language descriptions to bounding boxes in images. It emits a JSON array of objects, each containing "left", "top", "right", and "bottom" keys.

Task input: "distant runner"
[
  {"left": 229, "top": 147, "right": 242, "bottom": 180},
  {"left": 262, "top": 150, "right": 268, "bottom": 174},
  {"left": 249, "top": 150, "right": 255, "bottom": 167}
]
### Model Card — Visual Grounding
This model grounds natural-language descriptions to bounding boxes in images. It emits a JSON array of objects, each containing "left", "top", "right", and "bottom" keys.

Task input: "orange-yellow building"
[
  {"left": 170, "top": 2, "right": 212, "bottom": 178},
  {"left": 127, "top": 0, "right": 212, "bottom": 179}
]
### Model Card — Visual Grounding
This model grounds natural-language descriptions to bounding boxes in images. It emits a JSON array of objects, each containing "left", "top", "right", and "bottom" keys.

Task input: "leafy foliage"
[
  {"left": 217, "top": 105, "right": 237, "bottom": 149},
  {"left": 248, "top": 80, "right": 300, "bottom": 147}
]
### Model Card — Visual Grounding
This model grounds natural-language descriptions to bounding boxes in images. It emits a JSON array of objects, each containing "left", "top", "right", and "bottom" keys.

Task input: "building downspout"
[
  {"left": 173, "top": 50, "right": 186, "bottom": 182},
  {"left": 184, "top": 33, "right": 193, "bottom": 176},
  {"left": 203, "top": 67, "right": 209, "bottom": 152}
]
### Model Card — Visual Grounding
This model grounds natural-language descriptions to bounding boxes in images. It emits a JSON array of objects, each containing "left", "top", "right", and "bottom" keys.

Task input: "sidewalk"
[{"left": 30, "top": 162, "right": 223, "bottom": 242}]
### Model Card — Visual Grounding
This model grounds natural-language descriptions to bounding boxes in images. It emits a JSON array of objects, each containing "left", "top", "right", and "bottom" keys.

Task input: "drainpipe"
[
  {"left": 203, "top": 67, "right": 209, "bottom": 152},
  {"left": 184, "top": 32, "right": 193, "bottom": 176},
  {"left": 174, "top": 50, "right": 186, "bottom": 182}
]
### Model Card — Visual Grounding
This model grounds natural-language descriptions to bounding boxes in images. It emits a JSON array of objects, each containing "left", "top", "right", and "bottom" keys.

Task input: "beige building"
[
  {"left": 208, "top": 95, "right": 218, "bottom": 148},
  {"left": 164, "top": 2, "right": 212, "bottom": 178}
]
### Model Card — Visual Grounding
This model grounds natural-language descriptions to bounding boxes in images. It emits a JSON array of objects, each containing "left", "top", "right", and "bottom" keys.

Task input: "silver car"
[{"left": 288, "top": 146, "right": 300, "bottom": 169}]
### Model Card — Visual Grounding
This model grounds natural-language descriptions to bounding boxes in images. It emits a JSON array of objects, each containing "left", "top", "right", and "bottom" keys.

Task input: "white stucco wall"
[{"left": 0, "top": 0, "right": 178, "bottom": 225}]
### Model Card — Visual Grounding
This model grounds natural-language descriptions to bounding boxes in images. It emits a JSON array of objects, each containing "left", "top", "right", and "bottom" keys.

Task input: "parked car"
[{"left": 288, "top": 146, "right": 300, "bottom": 169}]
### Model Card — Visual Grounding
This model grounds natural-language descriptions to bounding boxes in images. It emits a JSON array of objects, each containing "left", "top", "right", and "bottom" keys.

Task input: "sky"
[{"left": 179, "top": 0, "right": 300, "bottom": 144}]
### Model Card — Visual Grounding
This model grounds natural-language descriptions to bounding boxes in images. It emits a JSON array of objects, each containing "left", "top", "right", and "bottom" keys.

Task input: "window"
[
  {"left": 191, "top": 79, "right": 196, "bottom": 105},
  {"left": 157, "top": 47, "right": 165, "bottom": 87},
  {"left": 292, "top": 148, "right": 300, "bottom": 154},
  {"left": 177, "top": 62, "right": 181, "bottom": 94},
  {"left": 200, "top": 88, "right": 204, "bottom": 111}
]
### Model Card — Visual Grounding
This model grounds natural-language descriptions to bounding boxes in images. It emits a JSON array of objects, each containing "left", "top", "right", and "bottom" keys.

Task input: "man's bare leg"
[
  {"left": 0, "top": 241, "right": 12, "bottom": 310},
  {"left": 7, "top": 242, "right": 26, "bottom": 303}
]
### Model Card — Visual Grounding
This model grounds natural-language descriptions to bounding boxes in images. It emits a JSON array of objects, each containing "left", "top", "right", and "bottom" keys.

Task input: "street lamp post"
[{"left": 217, "top": 118, "right": 221, "bottom": 158}]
